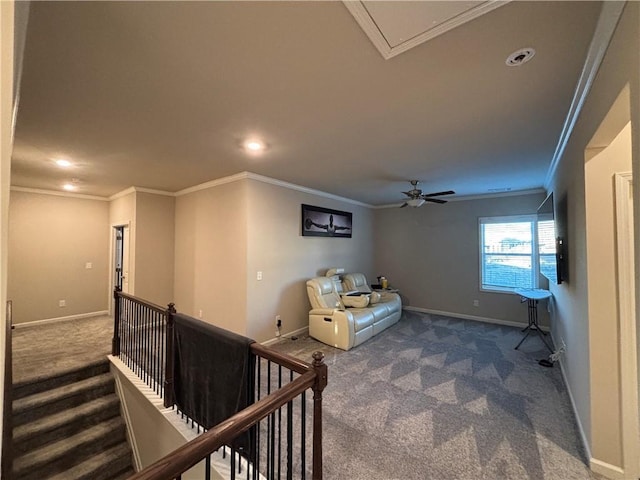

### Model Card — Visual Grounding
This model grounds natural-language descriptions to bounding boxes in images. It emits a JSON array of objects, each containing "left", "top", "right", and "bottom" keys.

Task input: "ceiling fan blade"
[
  {"left": 422, "top": 190, "right": 455, "bottom": 198},
  {"left": 401, "top": 191, "right": 414, "bottom": 197},
  {"left": 423, "top": 198, "right": 448, "bottom": 204},
  {"left": 400, "top": 202, "right": 408, "bottom": 208}
]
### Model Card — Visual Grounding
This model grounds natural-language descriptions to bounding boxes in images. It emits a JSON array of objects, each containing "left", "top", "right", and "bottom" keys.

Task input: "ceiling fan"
[{"left": 400, "top": 180, "right": 455, "bottom": 208}]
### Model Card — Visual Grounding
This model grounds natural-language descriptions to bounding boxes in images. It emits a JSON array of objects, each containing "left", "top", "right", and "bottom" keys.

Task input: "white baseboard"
[
  {"left": 262, "top": 326, "right": 309, "bottom": 346},
  {"left": 551, "top": 336, "right": 631, "bottom": 480},
  {"left": 590, "top": 458, "right": 625, "bottom": 479},
  {"left": 403, "top": 306, "right": 550, "bottom": 332},
  {"left": 13, "top": 310, "right": 109, "bottom": 329},
  {"left": 554, "top": 351, "right": 592, "bottom": 462}
]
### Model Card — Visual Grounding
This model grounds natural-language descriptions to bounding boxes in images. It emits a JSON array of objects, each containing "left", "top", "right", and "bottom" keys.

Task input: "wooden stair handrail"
[
  {"left": 112, "top": 289, "right": 328, "bottom": 480},
  {"left": 250, "top": 342, "right": 314, "bottom": 375},
  {"left": 115, "top": 290, "right": 167, "bottom": 315},
  {"left": 128, "top": 370, "right": 316, "bottom": 480}
]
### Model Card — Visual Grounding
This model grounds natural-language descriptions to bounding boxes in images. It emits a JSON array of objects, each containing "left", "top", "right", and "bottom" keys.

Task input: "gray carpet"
[
  {"left": 12, "top": 315, "right": 113, "bottom": 384},
  {"left": 271, "top": 310, "right": 602, "bottom": 480}
]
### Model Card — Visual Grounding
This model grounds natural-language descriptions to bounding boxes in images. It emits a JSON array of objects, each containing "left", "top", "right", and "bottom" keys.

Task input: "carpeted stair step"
[
  {"left": 111, "top": 468, "right": 136, "bottom": 480},
  {"left": 13, "top": 360, "right": 110, "bottom": 400},
  {"left": 12, "top": 372, "right": 115, "bottom": 426},
  {"left": 13, "top": 393, "right": 122, "bottom": 455},
  {"left": 13, "top": 415, "right": 127, "bottom": 480},
  {"left": 47, "top": 442, "right": 134, "bottom": 480}
]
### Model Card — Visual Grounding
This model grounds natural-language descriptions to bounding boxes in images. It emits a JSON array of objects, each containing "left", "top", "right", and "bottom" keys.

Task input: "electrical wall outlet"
[
  {"left": 59, "top": 300, "right": 66, "bottom": 307},
  {"left": 473, "top": 299, "right": 479, "bottom": 307},
  {"left": 198, "top": 309, "right": 203, "bottom": 318}
]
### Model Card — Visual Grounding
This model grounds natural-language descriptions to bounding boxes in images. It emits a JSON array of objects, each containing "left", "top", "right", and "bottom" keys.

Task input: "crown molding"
[
  {"left": 245, "top": 172, "right": 372, "bottom": 207},
  {"left": 13, "top": 181, "right": 544, "bottom": 209},
  {"left": 373, "top": 187, "right": 546, "bottom": 209},
  {"left": 544, "top": 1, "right": 626, "bottom": 188},
  {"left": 176, "top": 171, "right": 372, "bottom": 207},
  {"left": 133, "top": 187, "right": 175, "bottom": 197},
  {"left": 109, "top": 187, "right": 137, "bottom": 200},
  {"left": 448, "top": 187, "right": 546, "bottom": 203},
  {"left": 174, "top": 172, "right": 250, "bottom": 196},
  {"left": 11, "top": 186, "right": 109, "bottom": 201},
  {"left": 109, "top": 186, "right": 174, "bottom": 200}
]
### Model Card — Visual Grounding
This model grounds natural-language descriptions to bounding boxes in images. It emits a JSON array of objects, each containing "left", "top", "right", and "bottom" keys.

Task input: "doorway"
[
  {"left": 615, "top": 171, "right": 639, "bottom": 477},
  {"left": 113, "top": 225, "right": 130, "bottom": 294},
  {"left": 584, "top": 93, "right": 638, "bottom": 476}
]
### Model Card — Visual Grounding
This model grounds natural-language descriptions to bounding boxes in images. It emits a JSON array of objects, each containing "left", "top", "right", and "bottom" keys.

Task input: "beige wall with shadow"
[
  {"left": 8, "top": 190, "right": 110, "bottom": 324},
  {"left": 173, "top": 180, "right": 249, "bottom": 336},
  {"left": 134, "top": 192, "right": 175, "bottom": 307},
  {"left": 245, "top": 178, "right": 374, "bottom": 342},
  {"left": 548, "top": 2, "right": 639, "bottom": 473}
]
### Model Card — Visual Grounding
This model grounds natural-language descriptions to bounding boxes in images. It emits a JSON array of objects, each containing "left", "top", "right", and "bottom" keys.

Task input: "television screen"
[{"left": 537, "top": 193, "right": 562, "bottom": 284}]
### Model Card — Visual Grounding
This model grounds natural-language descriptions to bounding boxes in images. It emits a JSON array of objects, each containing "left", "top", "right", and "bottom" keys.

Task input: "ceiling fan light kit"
[{"left": 406, "top": 198, "right": 426, "bottom": 208}]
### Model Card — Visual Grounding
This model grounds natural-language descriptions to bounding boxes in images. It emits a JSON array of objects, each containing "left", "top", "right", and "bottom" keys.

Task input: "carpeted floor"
[
  {"left": 12, "top": 311, "right": 603, "bottom": 479},
  {"left": 271, "top": 310, "right": 603, "bottom": 480},
  {"left": 12, "top": 315, "right": 113, "bottom": 384}
]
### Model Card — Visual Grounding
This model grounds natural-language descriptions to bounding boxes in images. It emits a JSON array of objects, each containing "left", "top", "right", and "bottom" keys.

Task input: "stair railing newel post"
[
  {"left": 112, "top": 286, "right": 122, "bottom": 356},
  {"left": 163, "top": 302, "right": 176, "bottom": 408},
  {"left": 311, "top": 351, "right": 327, "bottom": 480}
]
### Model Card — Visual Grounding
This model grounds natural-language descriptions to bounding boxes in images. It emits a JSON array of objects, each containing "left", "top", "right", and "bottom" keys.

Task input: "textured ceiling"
[{"left": 11, "top": 1, "right": 602, "bottom": 205}]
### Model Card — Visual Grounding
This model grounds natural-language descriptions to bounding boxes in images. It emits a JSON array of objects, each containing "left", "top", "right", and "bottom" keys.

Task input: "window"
[
  {"left": 537, "top": 218, "right": 557, "bottom": 283},
  {"left": 479, "top": 215, "right": 539, "bottom": 292}
]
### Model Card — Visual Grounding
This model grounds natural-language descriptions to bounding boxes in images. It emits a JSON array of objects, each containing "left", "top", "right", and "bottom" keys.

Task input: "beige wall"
[
  {"left": 173, "top": 176, "right": 375, "bottom": 343},
  {"left": 109, "top": 191, "right": 136, "bottom": 226},
  {"left": 173, "top": 181, "right": 248, "bottom": 336},
  {"left": 8, "top": 191, "right": 110, "bottom": 324},
  {"left": 246, "top": 178, "right": 374, "bottom": 342},
  {"left": 0, "top": 0, "right": 15, "bottom": 460},
  {"left": 373, "top": 193, "right": 547, "bottom": 325},
  {"left": 548, "top": 2, "right": 639, "bottom": 472},
  {"left": 134, "top": 192, "right": 175, "bottom": 306},
  {"left": 585, "top": 123, "right": 632, "bottom": 468}
]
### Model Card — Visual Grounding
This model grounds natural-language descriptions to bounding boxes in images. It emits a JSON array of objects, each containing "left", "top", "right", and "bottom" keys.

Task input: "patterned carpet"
[{"left": 271, "top": 310, "right": 602, "bottom": 480}]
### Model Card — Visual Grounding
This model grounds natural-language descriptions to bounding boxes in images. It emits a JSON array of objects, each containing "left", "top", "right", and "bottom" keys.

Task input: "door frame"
[
  {"left": 109, "top": 222, "right": 131, "bottom": 315},
  {"left": 615, "top": 171, "right": 640, "bottom": 478}
]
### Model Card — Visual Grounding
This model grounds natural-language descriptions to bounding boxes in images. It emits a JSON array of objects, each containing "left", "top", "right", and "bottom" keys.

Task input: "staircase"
[{"left": 11, "top": 360, "right": 134, "bottom": 480}]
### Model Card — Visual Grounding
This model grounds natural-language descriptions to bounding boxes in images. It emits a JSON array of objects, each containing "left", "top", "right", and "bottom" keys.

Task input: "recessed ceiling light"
[
  {"left": 55, "top": 159, "right": 72, "bottom": 167},
  {"left": 244, "top": 140, "right": 265, "bottom": 153},
  {"left": 63, "top": 183, "right": 76, "bottom": 191},
  {"left": 505, "top": 47, "right": 536, "bottom": 67}
]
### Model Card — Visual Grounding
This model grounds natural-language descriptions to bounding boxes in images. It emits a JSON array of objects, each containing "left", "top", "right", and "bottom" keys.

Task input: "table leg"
[{"left": 515, "top": 298, "right": 553, "bottom": 352}]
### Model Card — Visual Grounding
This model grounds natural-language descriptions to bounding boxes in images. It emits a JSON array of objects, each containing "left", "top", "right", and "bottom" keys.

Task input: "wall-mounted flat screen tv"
[{"left": 537, "top": 193, "right": 563, "bottom": 284}]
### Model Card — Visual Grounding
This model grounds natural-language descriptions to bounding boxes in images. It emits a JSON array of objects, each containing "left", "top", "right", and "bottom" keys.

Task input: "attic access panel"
[{"left": 344, "top": 0, "right": 509, "bottom": 59}]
